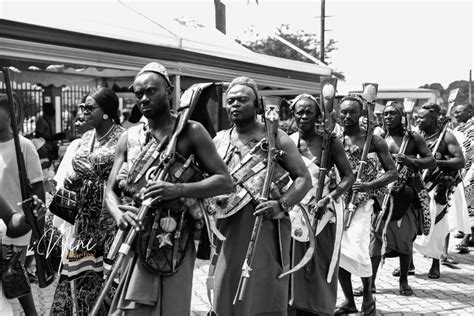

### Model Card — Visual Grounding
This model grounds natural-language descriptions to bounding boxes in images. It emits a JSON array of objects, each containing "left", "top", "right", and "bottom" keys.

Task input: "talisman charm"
[
  {"left": 160, "top": 213, "right": 177, "bottom": 232},
  {"left": 156, "top": 232, "right": 173, "bottom": 248}
]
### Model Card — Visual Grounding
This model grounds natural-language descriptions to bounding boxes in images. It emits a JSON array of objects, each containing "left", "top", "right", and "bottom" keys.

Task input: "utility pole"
[
  {"left": 469, "top": 69, "right": 472, "bottom": 104},
  {"left": 320, "top": 0, "right": 325, "bottom": 63},
  {"left": 214, "top": 0, "right": 226, "bottom": 34}
]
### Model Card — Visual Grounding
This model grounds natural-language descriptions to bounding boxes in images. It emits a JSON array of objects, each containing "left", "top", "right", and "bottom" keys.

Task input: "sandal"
[
  {"left": 392, "top": 267, "right": 415, "bottom": 277},
  {"left": 353, "top": 285, "right": 376, "bottom": 297},
  {"left": 361, "top": 298, "right": 376, "bottom": 316},
  {"left": 456, "top": 244, "right": 470, "bottom": 254},
  {"left": 441, "top": 256, "right": 458, "bottom": 265},
  {"left": 428, "top": 269, "right": 440, "bottom": 279},
  {"left": 334, "top": 304, "right": 358, "bottom": 315},
  {"left": 399, "top": 286, "right": 413, "bottom": 296}
]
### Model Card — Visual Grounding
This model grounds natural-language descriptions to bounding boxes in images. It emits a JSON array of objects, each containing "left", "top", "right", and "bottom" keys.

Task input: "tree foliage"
[
  {"left": 236, "top": 24, "right": 339, "bottom": 67},
  {"left": 419, "top": 80, "right": 473, "bottom": 106}
]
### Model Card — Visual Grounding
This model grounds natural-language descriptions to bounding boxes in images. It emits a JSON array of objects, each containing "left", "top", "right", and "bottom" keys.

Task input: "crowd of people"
[{"left": 0, "top": 61, "right": 473, "bottom": 316}]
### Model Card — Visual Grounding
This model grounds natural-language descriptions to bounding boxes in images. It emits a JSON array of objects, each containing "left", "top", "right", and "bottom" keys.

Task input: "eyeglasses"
[
  {"left": 79, "top": 103, "right": 99, "bottom": 113},
  {"left": 226, "top": 96, "right": 250, "bottom": 105}
]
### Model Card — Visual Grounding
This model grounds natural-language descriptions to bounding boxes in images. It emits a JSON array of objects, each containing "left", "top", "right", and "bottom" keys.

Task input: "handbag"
[
  {"left": 2, "top": 245, "right": 31, "bottom": 299},
  {"left": 49, "top": 188, "right": 78, "bottom": 224}
]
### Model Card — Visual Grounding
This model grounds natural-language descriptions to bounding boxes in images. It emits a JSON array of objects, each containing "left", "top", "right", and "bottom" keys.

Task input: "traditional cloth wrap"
[
  {"left": 124, "top": 135, "right": 206, "bottom": 275},
  {"left": 286, "top": 149, "right": 344, "bottom": 283},
  {"left": 208, "top": 129, "right": 290, "bottom": 219}
]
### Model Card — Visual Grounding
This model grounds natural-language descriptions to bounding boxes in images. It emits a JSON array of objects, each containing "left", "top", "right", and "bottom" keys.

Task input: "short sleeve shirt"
[{"left": 0, "top": 135, "right": 44, "bottom": 246}]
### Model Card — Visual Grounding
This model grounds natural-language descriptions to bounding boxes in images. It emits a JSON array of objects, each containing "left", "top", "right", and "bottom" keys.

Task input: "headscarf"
[{"left": 290, "top": 93, "right": 322, "bottom": 118}]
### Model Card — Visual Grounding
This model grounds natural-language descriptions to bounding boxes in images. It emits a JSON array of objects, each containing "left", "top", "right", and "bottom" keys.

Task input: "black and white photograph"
[{"left": 0, "top": 0, "right": 472, "bottom": 315}]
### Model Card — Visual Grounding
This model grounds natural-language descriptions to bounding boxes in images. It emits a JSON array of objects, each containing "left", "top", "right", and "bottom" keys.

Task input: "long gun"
[
  {"left": 375, "top": 98, "right": 416, "bottom": 232},
  {"left": 233, "top": 102, "right": 284, "bottom": 304},
  {"left": 1, "top": 67, "right": 55, "bottom": 288},
  {"left": 90, "top": 84, "right": 203, "bottom": 316},
  {"left": 344, "top": 83, "right": 378, "bottom": 230}
]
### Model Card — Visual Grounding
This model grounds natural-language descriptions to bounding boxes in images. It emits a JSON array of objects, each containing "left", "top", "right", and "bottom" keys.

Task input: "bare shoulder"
[
  {"left": 372, "top": 134, "right": 389, "bottom": 151},
  {"left": 444, "top": 130, "right": 459, "bottom": 144},
  {"left": 184, "top": 120, "right": 213, "bottom": 141}
]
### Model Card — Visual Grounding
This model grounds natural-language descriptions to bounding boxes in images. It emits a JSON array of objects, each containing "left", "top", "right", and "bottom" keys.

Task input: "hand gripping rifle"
[
  {"left": 1, "top": 67, "right": 55, "bottom": 288},
  {"left": 375, "top": 98, "right": 416, "bottom": 232},
  {"left": 91, "top": 83, "right": 205, "bottom": 316},
  {"left": 233, "top": 99, "right": 284, "bottom": 304},
  {"left": 344, "top": 83, "right": 378, "bottom": 230}
]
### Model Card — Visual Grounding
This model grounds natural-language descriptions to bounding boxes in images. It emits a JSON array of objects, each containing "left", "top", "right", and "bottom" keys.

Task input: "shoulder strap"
[{"left": 215, "top": 128, "right": 233, "bottom": 161}]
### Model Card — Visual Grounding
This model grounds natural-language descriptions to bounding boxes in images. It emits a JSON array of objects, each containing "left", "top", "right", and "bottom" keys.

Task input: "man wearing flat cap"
[
  {"left": 210, "top": 76, "right": 311, "bottom": 315},
  {"left": 104, "top": 62, "right": 233, "bottom": 315}
]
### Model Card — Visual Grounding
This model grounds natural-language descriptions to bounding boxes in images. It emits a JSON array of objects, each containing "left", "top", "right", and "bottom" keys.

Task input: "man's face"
[
  {"left": 416, "top": 109, "right": 437, "bottom": 131},
  {"left": 225, "top": 85, "right": 257, "bottom": 125},
  {"left": 339, "top": 100, "right": 362, "bottom": 128},
  {"left": 383, "top": 106, "right": 402, "bottom": 129},
  {"left": 293, "top": 99, "right": 318, "bottom": 132},
  {"left": 133, "top": 73, "right": 171, "bottom": 118},
  {"left": 452, "top": 105, "right": 472, "bottom": 124}
]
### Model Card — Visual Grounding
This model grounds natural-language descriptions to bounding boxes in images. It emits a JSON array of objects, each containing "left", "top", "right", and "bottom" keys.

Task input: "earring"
[{"left": 103, "top": 114, "right": 109, "bottom": 120}]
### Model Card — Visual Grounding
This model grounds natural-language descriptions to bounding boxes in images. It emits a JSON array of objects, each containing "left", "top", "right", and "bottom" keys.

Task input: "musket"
[
  {"left": 90, "top": 84, "right": 204, "bottom": 316},
  {"left": 1, "top": 67, "right": 55, "bottom": 288},
  {"left": 233, "top": 100, "right": 284, "bottom": 304},
  {"left": 344, "top": 83, "right": 378, "bottom": 230},
  {"left": 278, "top": 78, "right": 337, "bottom": 280},
  {"left": 375, "top": 98, "right": 416, "bottom": 232}
]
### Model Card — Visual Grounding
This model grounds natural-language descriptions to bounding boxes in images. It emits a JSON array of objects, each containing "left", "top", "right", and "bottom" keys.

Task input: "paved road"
[{"left": 11, "top": 235, "right": 474, "bottom": 315}]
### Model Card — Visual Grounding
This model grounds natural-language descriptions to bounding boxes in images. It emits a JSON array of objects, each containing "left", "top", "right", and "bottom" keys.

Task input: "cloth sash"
[
  {"left": 413, "top": 185, "right": 450, "bottom": 259},
  {"left": 209, "top": 129, "right": 290, "bottom": 219}
]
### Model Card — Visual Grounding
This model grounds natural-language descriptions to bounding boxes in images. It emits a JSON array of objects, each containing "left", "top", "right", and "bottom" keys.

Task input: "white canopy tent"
[{"left": 0, "top": 0, "right": 333, "bottom": 95}]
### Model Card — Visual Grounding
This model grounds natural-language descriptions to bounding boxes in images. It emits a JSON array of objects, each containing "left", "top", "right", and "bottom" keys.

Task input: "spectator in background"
[
  {"left": 0, "top": 93, "right": 45, "bottom": 315},
  {"left": 49, "top": 87, "right": 124, "bottom": 315},
  {"left": 35, "top": 102, "right": 57, "bottom": 160},
  {"left": 121, "top": 108, "right": 134, "bottom": 129}
]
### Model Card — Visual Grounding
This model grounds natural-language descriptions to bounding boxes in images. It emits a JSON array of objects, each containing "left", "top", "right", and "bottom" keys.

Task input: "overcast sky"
[
  {"left": 2, "top": 0, "right": 472, "bottom": 94},
  {"left": 157, "top": 0, "right": 473, "bottom": 93}
]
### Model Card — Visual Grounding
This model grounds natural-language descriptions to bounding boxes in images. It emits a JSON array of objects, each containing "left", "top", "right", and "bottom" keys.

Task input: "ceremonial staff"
[
  {"left": 344, "top": 83, "right": 378, "bottom": 230},
  {"left": 312, "top": 78, "right": 337, "bottom": 234},
  {"left": 1, "top": 67, "right": 55, "bottom": 288},
  {"left": 233, "top": 99, "right": 284, "bottom": 304}
]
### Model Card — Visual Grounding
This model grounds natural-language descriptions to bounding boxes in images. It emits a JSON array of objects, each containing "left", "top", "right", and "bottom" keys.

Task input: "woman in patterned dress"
[{"left": 50, "top": 88, "right": 124, "bottom": 316}]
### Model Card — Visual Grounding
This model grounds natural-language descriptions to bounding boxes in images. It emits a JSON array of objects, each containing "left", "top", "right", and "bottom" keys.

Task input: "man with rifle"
[
  {"left": 211, "top": 76, "right": 311, "bottom": 315},
  {"left": 287, "top": 91, "right": 354, "bottom": 315},
  {"left": 336, "top": 93, "right": 398, "bottom": 315},
  {"left": 103, "top": 62, "right": 233, "bottom": 315},
  {"left": 370, "top": 102, "right": 435, "bottom": 297},
  {"left": 0, "top": 93, "right": 45, "bottom": 315},
  {"left": 414, "top": 103, "right": 464, "bottom": 279}
]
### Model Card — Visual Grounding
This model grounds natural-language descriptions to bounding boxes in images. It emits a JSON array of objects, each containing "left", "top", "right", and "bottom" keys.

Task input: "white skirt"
[{"left": 339, "top": 199, "right": 374, "bottom": 278}]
